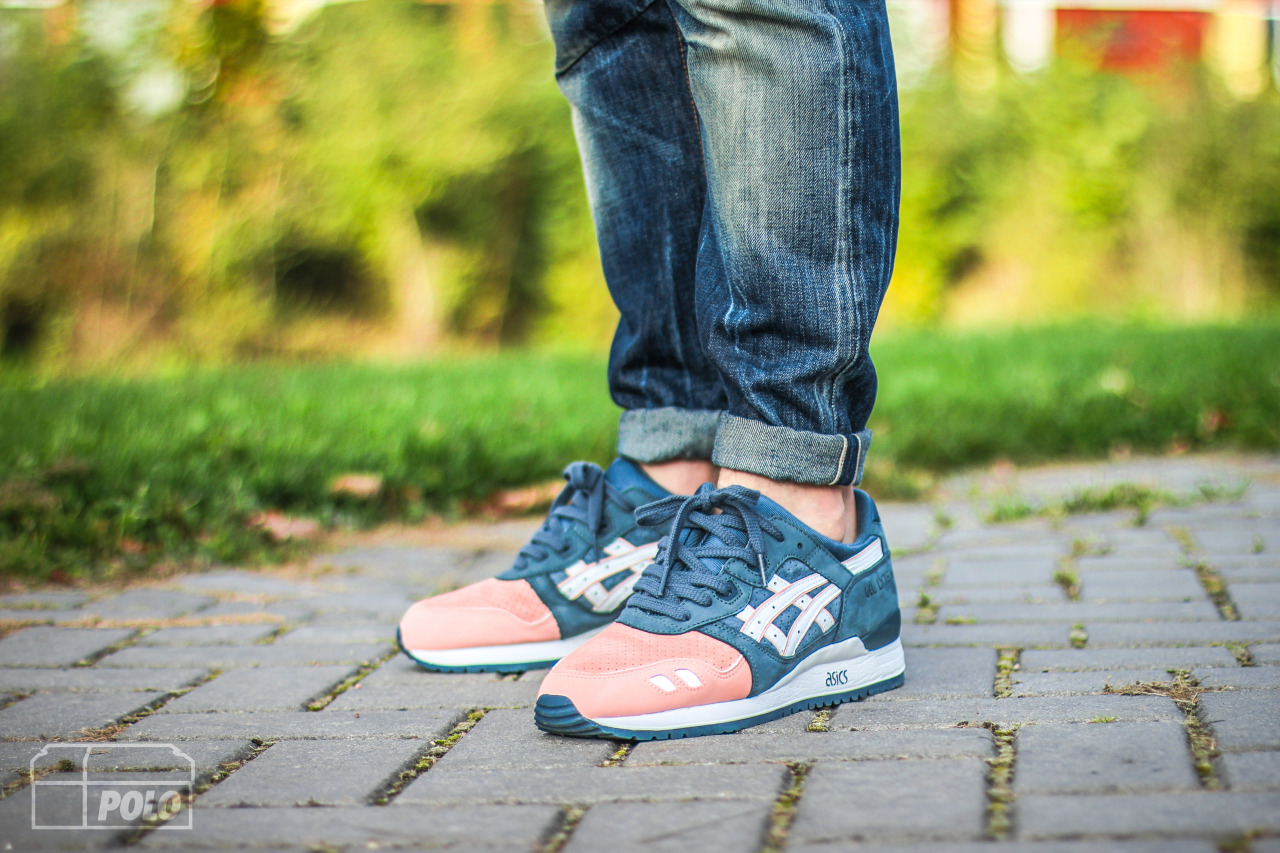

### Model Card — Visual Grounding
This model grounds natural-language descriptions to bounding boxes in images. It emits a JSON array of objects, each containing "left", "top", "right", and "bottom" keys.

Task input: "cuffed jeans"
[{"left": 546, "top": 0, "right": 900, "bottom": 486}]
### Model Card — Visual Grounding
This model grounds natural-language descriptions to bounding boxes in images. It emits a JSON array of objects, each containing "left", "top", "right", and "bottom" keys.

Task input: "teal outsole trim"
[
  {"left": 534, "top": 672, "right": 906, "bottom": 740},
  {"left": 395, "top": 627, "right": 559, "bottom": 674}
]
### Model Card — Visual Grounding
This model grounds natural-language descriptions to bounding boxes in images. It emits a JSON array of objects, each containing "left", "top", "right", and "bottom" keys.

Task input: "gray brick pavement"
[
  {"left": 157, "top": 665, "right": 357, "bottom": 713},
  {"left": 0, "top": 627, "right": 136, "bottom": 667},
  {"left": 1199, "top": 691, "right": 1280, "bottom": 751},
  {"left": 197, "top": 739, "right": 425, "bottom": 806},
  {"left": 119, "top": 708, "right": 461, "bottom": 741},
  {"left": 790, "top": 758, "right": 988, "bottom": 843},
  {"left": 0, "top": 454, "right": 1275, "bottom": 851},
  {"left": 0, "top": 691, "right": 165, "bottom": 740},
  {"left": 565, "top": 801, "right": 772, "bottom": 853},
  {"left": 1014, "top": 721, "right": 1199, "bottom": 794}
]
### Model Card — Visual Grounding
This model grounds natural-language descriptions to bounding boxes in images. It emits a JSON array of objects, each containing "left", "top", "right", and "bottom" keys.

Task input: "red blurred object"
[{"left": 1056, "top": 9, "right": 1210, "bottom": 72}]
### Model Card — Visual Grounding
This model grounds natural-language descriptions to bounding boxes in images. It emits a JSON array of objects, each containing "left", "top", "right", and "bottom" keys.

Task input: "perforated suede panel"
[
  {"left": 419, "top": 578, "right": 548, "bottom": 624},
  {"left": 562, "top": 623, "right": 740, "bottom": 674}
]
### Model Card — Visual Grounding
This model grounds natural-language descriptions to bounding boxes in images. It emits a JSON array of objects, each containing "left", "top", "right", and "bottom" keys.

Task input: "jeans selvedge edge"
[
  {"left": 617, "top": 407, "right": 721, "bottom": 463},
  {"left": 711, "top": 413, "right": 872, "bottom": 487}
]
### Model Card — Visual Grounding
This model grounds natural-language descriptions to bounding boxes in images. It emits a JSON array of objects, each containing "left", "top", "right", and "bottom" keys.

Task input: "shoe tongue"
[{"left": 604, "top": 457, "right": 669, "bottom": 500}]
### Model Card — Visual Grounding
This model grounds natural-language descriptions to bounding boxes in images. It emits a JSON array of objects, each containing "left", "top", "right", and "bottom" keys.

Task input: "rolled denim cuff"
[
  {"left": 617, "top": 407, "right": 721, "bottom": 463},
  {"left": 712, "top": 414, "right": 872, "bottom": 487}
]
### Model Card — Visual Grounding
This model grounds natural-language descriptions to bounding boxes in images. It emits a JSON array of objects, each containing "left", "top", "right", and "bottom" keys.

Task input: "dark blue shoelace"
[
  {"left": 628, "top": 484, "right": 784, "bottom": 623},
  {"left": 512, "top": 462, "right": 633, "bottom": 571}
]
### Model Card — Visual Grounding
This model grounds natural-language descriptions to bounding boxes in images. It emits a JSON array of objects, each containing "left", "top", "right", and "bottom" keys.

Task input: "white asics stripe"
[
  {"left": 841, "top": 539, "right": 884, "bottom": 575},
  {"left": 594, "top": 571, "right": 644, "bottom": 613},
  {"left": 740, "top": 574, "right": 827, "bottom": 642},
  {"left": 780, "top": 582, "right": 842, "bottom": 657},
  {"left": 557, "top": 541, "right": 660, "bottom": 599}
]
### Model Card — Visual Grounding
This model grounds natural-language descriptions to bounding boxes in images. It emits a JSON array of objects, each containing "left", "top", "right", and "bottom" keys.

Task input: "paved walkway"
[{"left": 1, "top": 454, "right": 1278, "bottom": 852}]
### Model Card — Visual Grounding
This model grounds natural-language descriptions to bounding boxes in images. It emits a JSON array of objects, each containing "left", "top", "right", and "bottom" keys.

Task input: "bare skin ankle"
[
  {"left": 717, "top": 468, "right": 855, "bottom": 542},
  {"left": 639, "top": 459, "right": 718, "bottom": 496}
]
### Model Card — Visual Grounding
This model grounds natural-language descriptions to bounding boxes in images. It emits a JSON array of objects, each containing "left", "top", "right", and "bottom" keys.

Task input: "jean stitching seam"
[
  {"left": 663, "top": 0, "right": 705, "bottom": 167},
  {"left": 829, "top": 434, "right": 849, "bottom": 487},
  {"left": 822, "top": 0, "right": 859, "bottom": 442}
]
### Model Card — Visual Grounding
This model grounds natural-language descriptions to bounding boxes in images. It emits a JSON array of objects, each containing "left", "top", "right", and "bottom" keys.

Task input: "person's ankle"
[
  {"left": 717, "top": 468, "right": 854, "bottom": 542},
  {"left": 639, "top": 459, "right": 717, "bottom": 496}
]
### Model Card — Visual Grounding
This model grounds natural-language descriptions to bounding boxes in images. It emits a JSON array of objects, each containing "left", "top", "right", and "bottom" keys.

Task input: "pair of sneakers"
[{"left": 397, "top": 458, "right": 904, "bottom": 740}]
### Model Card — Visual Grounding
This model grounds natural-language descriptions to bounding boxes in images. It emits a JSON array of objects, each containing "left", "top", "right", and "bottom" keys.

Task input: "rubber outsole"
[
  {"left": 396, "top": 627, "right": 560, "bottom": 674},
  {"left": 534, "top": 671, "right": 906, "bottom": 740}
]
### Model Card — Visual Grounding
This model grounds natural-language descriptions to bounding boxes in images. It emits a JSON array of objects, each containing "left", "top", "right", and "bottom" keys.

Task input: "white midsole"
[
  {"left": 593, "top": 637, "right": 905, "bottom": 731},
  {"left": 404, "top": 627, "right": 606, "bottom": 667}
]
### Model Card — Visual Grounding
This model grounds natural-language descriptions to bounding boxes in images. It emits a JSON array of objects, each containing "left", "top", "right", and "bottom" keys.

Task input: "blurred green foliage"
[
  {"left": 0, "top": 1, "right": 1277, "bottom": 370},
  {"left": 2, "top": 324, "right": 1278, "bottom": 580}
]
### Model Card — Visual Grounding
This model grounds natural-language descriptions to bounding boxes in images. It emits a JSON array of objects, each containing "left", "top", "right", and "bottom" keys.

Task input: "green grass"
[{"left": 2, "top": 323, "right": 1278, "bottom": 581}]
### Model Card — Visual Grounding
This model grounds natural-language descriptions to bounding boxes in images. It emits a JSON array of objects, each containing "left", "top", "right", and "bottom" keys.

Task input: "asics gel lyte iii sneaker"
[
  {"left": 397, "top": 459, "right": 669, "bottom": 672},
  {"left": 534, "top": 483, "right": 904, "bottom": 738}
]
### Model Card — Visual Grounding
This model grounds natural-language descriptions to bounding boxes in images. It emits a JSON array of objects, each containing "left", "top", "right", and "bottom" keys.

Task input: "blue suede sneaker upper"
[
  {"left": 496, "top": 458, "right": 670, "bottom": 639},
  {"left": 618, "top": 484, "right": 900, "bottom": 697}
]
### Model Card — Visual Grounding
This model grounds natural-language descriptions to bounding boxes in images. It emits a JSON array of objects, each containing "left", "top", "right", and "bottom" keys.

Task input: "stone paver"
[
  {"left": 1014, "top": 721, "right": 1199, "bottom": 794},
  {"left": 119, "top": 708, "right": 461, "bottom": 741},
  {"left": 0, "top": 666, "right": 208, "bottom": 693},
  {"left": 137, "top": 625, "right": 280, "bottom": 646},
  {"left": 1079, "top": 569, "right": 1206, "bottom": 602},
  {"left": 1020, "top": 647, "right": 1238, "bottom": 671},
  {"left": 628, "top": 727, "right": 994, "bottom": 765},
  {"left": 136, "top": 804, "right": 560, "bottom": 849},
  {"left": 0, "top": 453, "right": 1276, "bottom": 851},
  {"left": 95, "top": 642, "right": 389, "bottom": 669},
  {"left": 198, "top": 739, "right": 425, "bottom": 806},
  {"left": 1193, "top": 665, "right": 1280, "bottom": 689},
  {"left": 0, "top": 691, "right": 165, "bottom": 740},
  {"left": 158, "top": 665, "right": 356, "bottom": 713},
  {"left": 1252, "top": 643, "right": 1280, "bottom": 664},
  {"left": 431, "top": 708, "right": 616, "bottom": 769},
  {"left": 77, "top": 590, "right": 214, "bottom": 621},
  {"left": 1219, "top": 750, "right": 1280, "bottom": 791},
  {"left": 1011, "top": 668, "right": 1178, "bottom": 697},
  {"left": 1018, "top": 792, "right": 1280, "bottom": 839},
  {"left": 1199, "top": 691, "right": 1280, "bottom": 751},
  {"left": 565, "top": 801, "right": 772, "bottom": 853},
  {"left": 886, "top": 647, "right": 996, "bottom": 699},
  {"left": 790, "top": 758, "right": 988, "bottom": 842},
  {"left": 398, "top": 763, "right": 789, "bottom": 805},
  {"left": 0, "top": 627, "right": 136, "bottom": 667},
  {"left": 831, "top": 694, "right": 1183, "bottom": 729}
]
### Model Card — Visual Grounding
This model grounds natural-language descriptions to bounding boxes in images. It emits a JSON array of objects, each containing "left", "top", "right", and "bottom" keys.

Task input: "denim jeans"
[{"left": 546, "top": 0, "right": 900, "bottom": 486}]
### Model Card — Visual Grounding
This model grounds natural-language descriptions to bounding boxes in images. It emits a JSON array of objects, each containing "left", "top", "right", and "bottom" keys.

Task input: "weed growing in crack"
[
  {"left": 599, "top": 744, "right": 631, "bottom": 767},
  {"left": 1053, "top": 559, "right": 1081, "bottom": 601},
  {"left": 541, "top": 806, "right": 587, "bottom": 853},
  {"left": 1105, "top": 670, "right": 1221, "bottom": 789},
  {"left": 761, "top": 763, "right": 810, "bottom": 853},
  {"left": 1068, "top": 624, "right": 1088, "bottom": 649},
  {"left": 374, "top": 709, "right": 486, "bottom": 804},
  {"left": 807, "top": 710, "right": 832, "bottom": 732},
  {"left": 1225, "top": 643, "right": 1255, "bottom": 667},
  {"left": 1192, "top": 563, "right": 1240, "bottom": 621},
  {"left": 914, "top": 591, "right": 938, "bottom": 625},
  {"left": 994, "top": 649, "right": 1020, "bottom": 698},
  {"left": 307, "top": 650, "right": 395, "bottom": 711},
  {"left": 984, "top": 725, "right": 1018, "bottom": 840}
]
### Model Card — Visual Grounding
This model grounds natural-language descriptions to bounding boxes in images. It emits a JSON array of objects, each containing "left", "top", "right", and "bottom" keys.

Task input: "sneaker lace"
[
  {"left": 512, "top": 462, "right": 632, "bottom": 570},
  {"left": 628, "top": 484, "right": 783, "bottom": 622}
]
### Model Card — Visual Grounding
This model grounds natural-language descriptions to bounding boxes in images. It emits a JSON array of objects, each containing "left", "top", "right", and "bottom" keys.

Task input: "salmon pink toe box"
[
  {"left": 537, "top": 623, "right": 752, "bottom": 718},
  {"left": 399, "top": 578, "right": 560, "bottom": 652}
]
